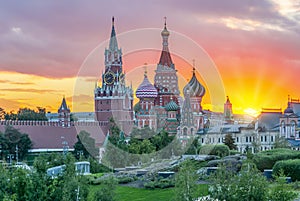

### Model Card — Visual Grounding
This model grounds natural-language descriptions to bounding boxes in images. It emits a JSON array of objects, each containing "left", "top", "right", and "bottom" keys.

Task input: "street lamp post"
[
  {"left": 75, "top": 186, "right": 80, "bottom": 201},
  {"left": 7, "top": 154, "right": 14, "bottom": 165},
  {"left": 0, "top": 144, "right": 2, "bottom": 160},
  {"left": 61, "top": 136, "right": 69, "bottom": 156},
  {"left": 77, "top": 150, "right": 83, "bottom": 160},
  {"left": 15, "top": 145, "right": 19, "bottom": 164}
]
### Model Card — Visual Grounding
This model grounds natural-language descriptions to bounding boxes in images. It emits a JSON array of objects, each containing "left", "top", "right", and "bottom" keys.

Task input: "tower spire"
[
  {"left": 159, "top": 17, "right": 173, "bottom": 68},
  {"left": 192, "top": 59, "right": 196, "bottom": 75},
  {"left": 144, "top": 63, "right": 148, "bottom": 78},
  {"left": 109, "top": 16, "right": 118, "bottom": 51}
]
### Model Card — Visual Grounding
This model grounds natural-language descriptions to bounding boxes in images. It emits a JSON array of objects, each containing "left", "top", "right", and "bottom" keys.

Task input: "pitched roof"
[
  {"left": 159, "top": 50, "right": 173, "bottom": 67},
  {"left": 258, "top": 111, "right": 281, "bottom": 131},
  {"left": 0, "top": 124, "right": 106, "bottom": 150},
  {"left": 58, "top": 97, "right": 70, "bottom": 112},
  {"left": 109, "top": 17, "right": 118, "bottom": 51}
]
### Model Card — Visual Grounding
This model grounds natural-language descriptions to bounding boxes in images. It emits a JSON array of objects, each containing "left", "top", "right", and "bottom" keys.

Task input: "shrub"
[
  {"left": 229, "top": 150, "right": 240, "bottom": 155},
  {"left": 268, "top": 172, "right": 297, "bottom": 201},
  {"left": 252, "top": 148, "right": 300, "bottom": 171},
  {"left": 117, "top": 176, "right": 136, "bottom": 184},
  {"left": 273, "top": 159, "right": 300, "bottom": 181},
  {"left": 144, "top": 177, "right": 175, "bottom": 189},
  {"left": 199, "top": 144, "right": 229, "bottom": 158},
  {"left": 209, "top": 162, "right": 269, "bottom": 201}
]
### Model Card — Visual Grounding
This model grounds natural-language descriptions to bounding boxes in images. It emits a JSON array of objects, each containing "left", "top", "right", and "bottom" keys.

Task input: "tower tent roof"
[
  {"left": 158, "top": 20, "right": 174, "bottom": 68},
  {"left": 109, "top": 16, "right": 119, "bottom": 51},
  {"left": 58, "top": 97, "right": 70, "bottom": 113}
]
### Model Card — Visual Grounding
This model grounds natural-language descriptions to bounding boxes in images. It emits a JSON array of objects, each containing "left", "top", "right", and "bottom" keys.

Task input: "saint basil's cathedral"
[{"left": 95, "top": 17, "right": 206, "bottom": 139}]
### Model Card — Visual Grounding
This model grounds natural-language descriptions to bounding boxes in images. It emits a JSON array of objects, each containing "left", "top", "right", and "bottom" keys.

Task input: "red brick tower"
[
  {"left": 58, "top": 97, "right": 70, "bottom": 128},
  {"left": 94, "top": 17, "right": 134, "bottom": 135},
  {"left": 154, "top": 19, "right": 180, "bottom": 106}
]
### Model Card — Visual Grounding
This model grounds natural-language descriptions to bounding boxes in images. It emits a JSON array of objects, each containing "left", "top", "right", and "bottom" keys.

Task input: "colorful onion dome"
[
  {"left": 165, "top": 100, "right": 179, "bottom": 111},
  {"left": 136, "top": 72, "right": 158, "bottom": 98},
  {"left": 183, "top": 71, "right": 205, "bottom": 97}
]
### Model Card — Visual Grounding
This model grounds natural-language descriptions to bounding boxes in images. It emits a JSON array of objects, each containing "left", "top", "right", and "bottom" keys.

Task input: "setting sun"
[{"left": 243, "top": 108, "right": 260, "bottom": 117}]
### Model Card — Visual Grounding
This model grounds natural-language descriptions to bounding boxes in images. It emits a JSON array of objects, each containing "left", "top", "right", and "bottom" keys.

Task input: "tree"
[
  {"left": 0, "top": 107, "right": 6, "bottom": 119},
  {"left": 224, "top": 133, "right": 237, "bottom": 150},
  {"left": 4, "top": 107, "right": 48, "bottom": 121},
  {"left": 185, "top": 137, "right": 200, "bottom": 155},
  {"left": 93, "top": 176, "right": 117, "bottom": 201},
  {"left": 268, "top": 170, "right": 297, "bottom": 201},
  {"left": 0, "top": 126, "right": 32, "bottom": 161},
  {"left": 273, "top": 135, "right": 290, "bottom": 148},
  {"left": 210, "top": 161, "right": 269, "bottom": 201},
  {"left": 174, "top": 160, "right": 199, "bottom": 201},
  {"left": 74, "top": 130, "right": 99, "bottom": 159}
]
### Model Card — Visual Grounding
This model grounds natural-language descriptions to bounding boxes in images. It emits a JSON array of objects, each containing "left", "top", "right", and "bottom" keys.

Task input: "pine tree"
[{"left": 224, "top": 133, "right": 237, "bottom": 150}]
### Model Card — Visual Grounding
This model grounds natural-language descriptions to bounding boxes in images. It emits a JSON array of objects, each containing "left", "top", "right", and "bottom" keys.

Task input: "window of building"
[{"left": 246, "top": 136, "right": 248, "bottom": 143}]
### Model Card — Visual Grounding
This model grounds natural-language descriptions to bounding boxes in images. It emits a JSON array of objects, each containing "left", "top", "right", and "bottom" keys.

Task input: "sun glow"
[{"left": 243, "top": 108, "right": 260, "bottom": 117}]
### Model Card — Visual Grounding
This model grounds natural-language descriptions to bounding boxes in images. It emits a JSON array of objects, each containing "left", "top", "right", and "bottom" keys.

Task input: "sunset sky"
[{"left": 1, "top": 0, "right": 300, "bottom": 116}]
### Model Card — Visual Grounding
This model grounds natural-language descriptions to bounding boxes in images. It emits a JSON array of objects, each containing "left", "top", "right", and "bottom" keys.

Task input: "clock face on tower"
[{"left": 104, "top": 71, "right": 115, "bottom": 85}]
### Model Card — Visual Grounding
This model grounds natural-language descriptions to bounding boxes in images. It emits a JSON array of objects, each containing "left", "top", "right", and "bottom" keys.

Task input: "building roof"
[
  {"left": 257, "top": 111, "right": 282, "bottom": 131},
  {"left": 183, "top": 70, "right": 205, "bottom": 98},
  {"left": 207, "top": 124, "right": 248, "bottom": 134},
  {"left": 136, "top": 72, "right": 158, "bottom": 98},
  {"left": 165, "top": 100, "right": 179, "bottom": 111},
  {"left": 287, "top": 139, "right": 300, "bottom": 147},
  {"left": 109, "top": 16, "right": 118, "bottom": 51},
  {"left": 58, "top": 97, "right": 70, "bottom": 113},
  {"left": 0, "top": 123, "right": 106, "bottom": 151},
  {"left": 291, "top": 101, "right": 300, "bottom": 115},
  {"left": 158, "top": 22, "right": 174, "bottom": 68}
]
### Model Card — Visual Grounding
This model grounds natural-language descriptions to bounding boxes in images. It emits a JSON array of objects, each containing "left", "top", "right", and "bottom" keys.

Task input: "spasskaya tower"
[{"left": 94, "top": 17, "right": 133, "bottom": 135}]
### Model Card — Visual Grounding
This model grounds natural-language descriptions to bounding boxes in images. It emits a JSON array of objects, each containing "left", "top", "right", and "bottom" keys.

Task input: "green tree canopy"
[
  {"left": 174, "top": 160, "right": 198, "bottom": 201},
  {"left": 0, "top": 126, "right": 32, "bottom": 160},
  {"left": 4, "top": 107, "right": 48, "bottom": 121},
  {"left": 224, "top": 133, "right": 237, "bottom": 150},
  {"left": 74, "top": 130, "right": 99, "bottom": 159}
]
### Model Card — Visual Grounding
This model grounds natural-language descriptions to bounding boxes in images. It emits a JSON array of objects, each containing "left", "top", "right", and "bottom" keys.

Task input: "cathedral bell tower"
[{"left": 154, "top": 18, "right": 180, "bottom": 106}]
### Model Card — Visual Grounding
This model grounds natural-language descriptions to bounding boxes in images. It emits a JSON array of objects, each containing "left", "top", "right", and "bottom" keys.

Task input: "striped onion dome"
[
  {"left": 136, "top": 73, "right": 158, "bottom": 98},
  {"left": 165, "top": 100, "right": 179, "bottom": 111},
  {"left": 183, "top": 71, "right": 205, "bottom": 97}
]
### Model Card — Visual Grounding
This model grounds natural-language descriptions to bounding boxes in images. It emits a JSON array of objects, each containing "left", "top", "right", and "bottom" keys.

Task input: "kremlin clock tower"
[{"left": 94, "top": 17, "right": 134, "bottom": 135}]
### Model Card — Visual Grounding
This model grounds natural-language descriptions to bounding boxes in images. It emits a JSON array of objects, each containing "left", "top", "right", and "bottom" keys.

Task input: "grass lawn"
[{"left": 88, "top": 184, "right": 208, "bottom": 201}]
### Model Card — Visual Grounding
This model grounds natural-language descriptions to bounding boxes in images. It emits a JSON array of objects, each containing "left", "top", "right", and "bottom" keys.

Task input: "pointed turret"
[
  {"left": 109, "top": 16, "right": 119, "bottom": 51},
  {"left": 158, "top": 17, "right": 174, "bottom": 68},
  {"left": 224, "top": 96, "right": 233, "bottom": 124},
  {"left": 58, "top": 96, "right": 70, "bottom": 113},
  {"left": 58, "top": 97, "right": 70, "bottom": 128}
]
